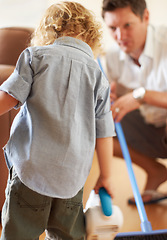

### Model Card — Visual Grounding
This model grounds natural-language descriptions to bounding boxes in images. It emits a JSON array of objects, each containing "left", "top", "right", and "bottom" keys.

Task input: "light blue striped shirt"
[{"left": 0, "top": 37, "right": 115, "bottom": 198}]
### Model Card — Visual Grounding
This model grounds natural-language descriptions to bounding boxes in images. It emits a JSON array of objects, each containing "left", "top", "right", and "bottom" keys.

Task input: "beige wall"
[
  {"left": 0, "top": 0, "right": 47, "bottom": 28},
  {"left": 1, "top": 0, "right": 167, "bottom": 26},
  {"left": 0, "top": 0, "right": 167, "bottom": 48},
  {"left": 147, "top": 0, "right": 167, "bottom": 25}
]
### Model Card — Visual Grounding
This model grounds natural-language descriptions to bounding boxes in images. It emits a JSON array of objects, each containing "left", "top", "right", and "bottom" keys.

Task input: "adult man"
[{"left": 102, "top": 0, "right": 167, "bottom": 204}]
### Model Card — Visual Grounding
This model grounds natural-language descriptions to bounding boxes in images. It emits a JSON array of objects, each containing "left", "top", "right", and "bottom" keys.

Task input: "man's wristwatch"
[{"left": 132, "top": 87, "right": 146, "bottom": 101}]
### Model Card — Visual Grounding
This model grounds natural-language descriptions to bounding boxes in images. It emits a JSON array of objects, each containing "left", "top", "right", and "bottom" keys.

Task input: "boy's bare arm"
[
  {"left": 0, "top": 90, "right": 18, "bottom": 116},
  {"left": 94, "top": 137, "right": 114, "bottom": 198}
]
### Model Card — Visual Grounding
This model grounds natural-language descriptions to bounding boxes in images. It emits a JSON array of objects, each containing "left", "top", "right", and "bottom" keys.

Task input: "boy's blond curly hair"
[{"left": 31, "top": 1, "right": 103, "bottom": 57}]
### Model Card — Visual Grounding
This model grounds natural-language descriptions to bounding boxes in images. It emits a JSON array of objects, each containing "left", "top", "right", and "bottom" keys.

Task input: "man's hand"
[{"left": 111, "top": 92, "right": 140, "bottom": 122}]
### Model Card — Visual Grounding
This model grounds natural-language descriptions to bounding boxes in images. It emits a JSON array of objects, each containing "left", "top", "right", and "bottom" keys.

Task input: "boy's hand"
[{"left": 94, "top": 175, "right": 114, "bottom": 199}]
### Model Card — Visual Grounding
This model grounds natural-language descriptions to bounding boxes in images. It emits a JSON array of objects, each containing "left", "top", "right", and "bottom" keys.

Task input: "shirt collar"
[
  {"left": 119, "top": 49, "right": 127, "bottom": 61},
  {"left": 142, "top": 24, "right": 154, "bottom": 59},
  {"left": 53, "top": 36, "right": 94, "bottom": 58}
]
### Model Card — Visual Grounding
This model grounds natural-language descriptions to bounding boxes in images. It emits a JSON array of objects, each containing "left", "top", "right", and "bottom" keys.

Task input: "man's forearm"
[{"left": 143, "top": 90, "right": 167, "bottom": 108}]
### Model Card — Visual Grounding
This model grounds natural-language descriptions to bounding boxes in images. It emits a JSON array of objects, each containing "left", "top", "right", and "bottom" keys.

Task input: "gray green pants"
[{"left": 1, "top": 168, "right": 86, "bottom": 240}]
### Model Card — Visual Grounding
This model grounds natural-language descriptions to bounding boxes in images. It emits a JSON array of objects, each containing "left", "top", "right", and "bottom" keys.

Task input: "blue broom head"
[{"left": 114, "top": 229, "right": 167, "bottom": 239}]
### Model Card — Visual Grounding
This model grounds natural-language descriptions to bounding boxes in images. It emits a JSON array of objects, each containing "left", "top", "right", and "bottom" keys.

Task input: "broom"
[{"left": 97, "top": 57, "right": 167, "bottom": 240}]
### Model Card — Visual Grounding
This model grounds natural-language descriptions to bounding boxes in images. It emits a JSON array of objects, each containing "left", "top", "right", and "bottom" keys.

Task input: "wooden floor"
[
  {"left": 1, "top": 153, "right": 167, "bottom": 239},
  {"left": 83, "top": 153, "right": 167, "bottom": 232}
]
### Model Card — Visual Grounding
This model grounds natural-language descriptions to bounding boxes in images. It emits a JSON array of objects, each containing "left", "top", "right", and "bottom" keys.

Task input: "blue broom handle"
[
  {"left": 97, "top": 57, "right": 152, "bottom": 232},
  {"left": 115, "top": 122, "right": 152, "bottom": 232}
]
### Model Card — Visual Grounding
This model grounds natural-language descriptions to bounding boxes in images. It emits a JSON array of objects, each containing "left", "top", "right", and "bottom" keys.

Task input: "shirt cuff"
[
  {"left": 96, "top": 111, "right": 116, "bottom": 138},
  {"left": 0, "top": 71, "right": 30, "bottom": 108}
]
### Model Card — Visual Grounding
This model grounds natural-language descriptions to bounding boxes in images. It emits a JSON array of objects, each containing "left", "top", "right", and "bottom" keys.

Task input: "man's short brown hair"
[{"left": 102, "top": 0, "right": 147, "bottom": 19}]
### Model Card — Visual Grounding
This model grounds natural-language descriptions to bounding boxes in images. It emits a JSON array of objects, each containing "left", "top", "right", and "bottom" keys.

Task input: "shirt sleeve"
[
  {"left": 0, "top": 48, "right": 33, "bottom": 108},
  {"left": 95, "top": 74, "right": 116, "bottom": 138}
]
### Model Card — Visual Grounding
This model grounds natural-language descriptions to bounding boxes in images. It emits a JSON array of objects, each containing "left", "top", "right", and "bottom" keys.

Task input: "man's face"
[{"left": 104, "top": 6, "right": 149, "bottom": 57}]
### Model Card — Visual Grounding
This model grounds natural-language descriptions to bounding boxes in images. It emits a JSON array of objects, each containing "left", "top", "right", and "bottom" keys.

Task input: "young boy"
[{"left": 0, "top": 2, "right": 115, "bottom": 239}]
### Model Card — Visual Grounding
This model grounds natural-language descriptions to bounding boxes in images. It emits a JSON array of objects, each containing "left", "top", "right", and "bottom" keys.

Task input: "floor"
[
  {"left": 83, "top": 153, "right": 167, "bottom": 233},
  {"left": 0, "top": 153, "right": 167, "bottom": 239}
]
